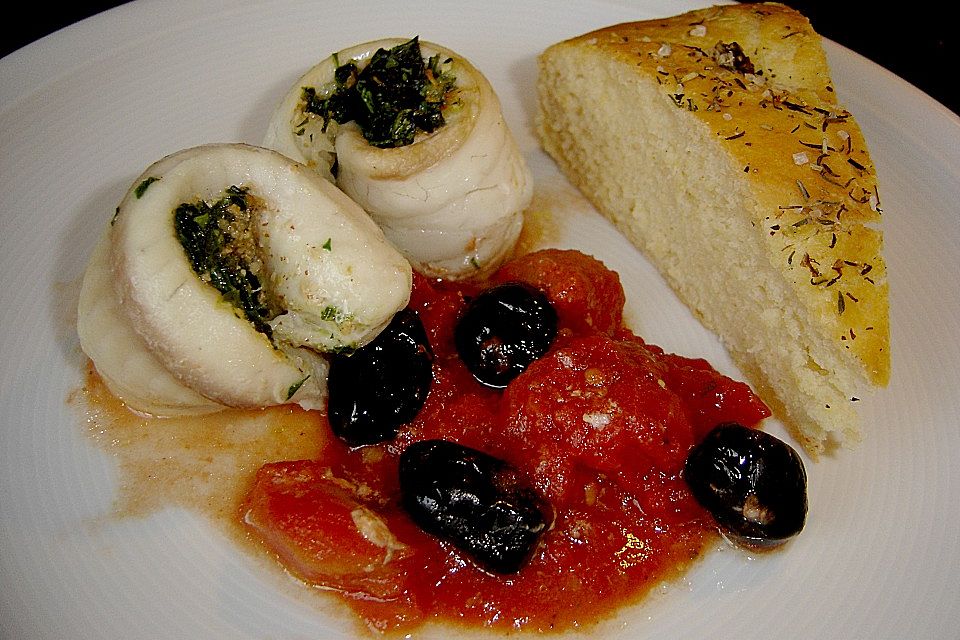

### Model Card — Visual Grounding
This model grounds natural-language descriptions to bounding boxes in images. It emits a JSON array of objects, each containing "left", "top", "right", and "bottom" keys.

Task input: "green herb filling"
[
  {"left": 301, "top": 36, "right": 457, "bottom": 149},
  {"left": 174, "top": 186, "right": 283, "bottom": 337}
]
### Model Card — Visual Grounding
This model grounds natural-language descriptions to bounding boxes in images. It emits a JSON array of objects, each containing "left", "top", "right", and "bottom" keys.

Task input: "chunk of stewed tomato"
[
  {"left": 493, "top": 248, "right": 625, "bottom": 336},
  {"left": 242, "top": 460, "right": 412, "bottom": 600},
  {"left": 500, "top": 334, "right": 694, "bottom": 504}
]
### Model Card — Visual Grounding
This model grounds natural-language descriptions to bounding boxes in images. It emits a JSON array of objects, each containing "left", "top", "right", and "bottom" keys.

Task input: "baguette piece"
[{"left": 536, "top": 2, "right": 889, "bottom": 455}]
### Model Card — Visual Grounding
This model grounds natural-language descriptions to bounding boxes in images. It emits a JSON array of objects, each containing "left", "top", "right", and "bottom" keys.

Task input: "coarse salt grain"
[
  {"left": 793, "top": 152, "right": 809, "bottom": 165},
  {"left": 657, "top": 43, "right": 672, "bottom": 57},
  {"left": 689, "top": 24, "right": 707, "bottom": 37},
  {"left": 583, "top": 412, "right": 612, "bottom": 430}
]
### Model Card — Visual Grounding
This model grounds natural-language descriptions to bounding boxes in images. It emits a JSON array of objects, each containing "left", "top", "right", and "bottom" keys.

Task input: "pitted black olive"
[
  {"left": 684, "top": 423, "right": 807, "bottom": 547},
  {"left": 454, "top": 282, "right": 557, "bottom": 388},
  {"left": 399, "top": 439, "right": 551, "bottom": 574},
  {"left": 327, "top": 309, "right": 433, "bottom": 446}
]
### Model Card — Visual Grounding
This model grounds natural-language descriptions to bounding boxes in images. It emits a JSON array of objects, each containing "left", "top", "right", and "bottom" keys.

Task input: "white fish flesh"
[
  {"left": 264, "top": 38, "right": 532, "bottom": 279},
  {"left": 77, "top": 143, "right": 411, "bottom": 414}
]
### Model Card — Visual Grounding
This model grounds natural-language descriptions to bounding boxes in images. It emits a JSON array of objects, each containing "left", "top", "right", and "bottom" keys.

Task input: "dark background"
[{"left": 2, "top": 1, "right": 957, "bottom": 115}]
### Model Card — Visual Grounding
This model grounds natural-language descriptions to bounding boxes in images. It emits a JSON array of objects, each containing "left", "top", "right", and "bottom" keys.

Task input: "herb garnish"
[
  {"left": 712, "top": 42, "right": 755, "bottom": 75},
  {"left": 174, "top": 186, "right": 283, "bottom": 337},
  {"left": 320, "top": 305, "right": 341, "bottom": 322},
  {"left": 301, "top": 37, "right": 457, "bottom": 148},
  {"left": 286, "top": 375, "right": 310, "bottom": 401},
  {"left": 135, "top": 177, "right": 160, "bottom": 198}
]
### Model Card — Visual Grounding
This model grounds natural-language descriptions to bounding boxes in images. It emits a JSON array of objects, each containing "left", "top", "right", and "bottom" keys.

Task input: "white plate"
[{"left": 2, "top": 1, "right": 959, "bottom": 638}]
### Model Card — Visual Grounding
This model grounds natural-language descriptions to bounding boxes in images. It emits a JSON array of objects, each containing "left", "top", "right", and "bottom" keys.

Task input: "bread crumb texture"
[{"left": 536, "top": 2, "right": 889, "bottom": 456}]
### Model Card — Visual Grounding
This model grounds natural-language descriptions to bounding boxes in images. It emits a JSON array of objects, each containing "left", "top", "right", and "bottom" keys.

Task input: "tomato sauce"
[{"left": 241, "top": 248, "right": 770, "bottom": 634}]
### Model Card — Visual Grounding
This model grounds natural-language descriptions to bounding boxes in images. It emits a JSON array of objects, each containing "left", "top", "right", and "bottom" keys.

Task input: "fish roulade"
[
  {"left": 77, "top": 143, "right": 412, "bottom": 415},
  {"left": 264, "top": 37, "right": 532, "bottom": 279}
]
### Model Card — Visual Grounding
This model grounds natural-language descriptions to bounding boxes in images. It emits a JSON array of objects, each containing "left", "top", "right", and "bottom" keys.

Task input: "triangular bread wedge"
[{"left": 536, "top": 2, "right": 889, "bottom": 456}]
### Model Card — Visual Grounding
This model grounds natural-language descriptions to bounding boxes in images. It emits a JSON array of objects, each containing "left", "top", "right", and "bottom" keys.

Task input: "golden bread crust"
[{"left": 537, "top": 2, "right": 890, "bottom": 453}]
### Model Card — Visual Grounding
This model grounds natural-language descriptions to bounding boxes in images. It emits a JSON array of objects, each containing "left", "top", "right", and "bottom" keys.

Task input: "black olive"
[
  {"left": 327, "top": 309, "right": 433, "bottom": 446},
  {"left": 399, "top": 440, "right": 551, "bottom": 574},
  {"left": 454, "top": 282, "right": 557, "bottom": 388},
  {"left": 684, "top": 423, "right": 807, "bottom": 547}
]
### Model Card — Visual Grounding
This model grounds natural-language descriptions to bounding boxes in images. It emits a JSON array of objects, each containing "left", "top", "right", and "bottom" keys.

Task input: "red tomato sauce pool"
[{"left": 241, "top": 249, "right": 770, "bottom": 634}]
